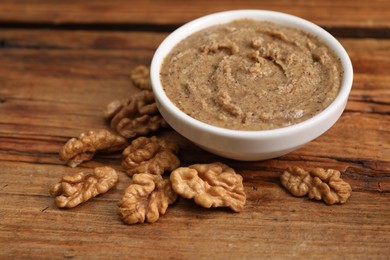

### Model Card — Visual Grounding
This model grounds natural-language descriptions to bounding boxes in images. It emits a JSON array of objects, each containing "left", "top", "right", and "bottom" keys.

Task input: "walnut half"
[
  {"left": 308, "top": 168, "right": 352, "bottom": 205},
  {"left": 280, "top": 166, "right": 312, "bottom": 197},
  {"left": 130, "top": 65, "right": 152, "bottom": 90},
  {"left": 170, "top": 162, "right": 246, "bottom": 212},
  {"left": 59, "top": 129, "right": 127, "bottom": 167},
  {"left": 104, "top": 90, "right": 168, "bottom": 139},
  {"left": 122, "top": 136, "right": 180, "bottom": 176},
  {"left": 50, "top": 166, "right": 118, "bottom": 208},
  {"left": 280, "top": 167, "right": 352, "bottom": 205},
  {"left": 118, "top": 173, "right": 178, "bottom": 224}
]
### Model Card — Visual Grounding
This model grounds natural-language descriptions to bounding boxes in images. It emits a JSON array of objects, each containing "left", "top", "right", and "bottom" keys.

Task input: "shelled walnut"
[
  {"left": 130, "top": 65, "right": 152, "bottom": 90},
  {"left": 280, "top": 167, "right": 352, "bottom": 205},
  {"left": 122, "top": 136, "right": 180, "bottom": 176},
  {"left": 308, "top": 168, "right": 352, "bottom": 205},
  {"left": 104, "top": 99, "right": 123, "bottom": 119},
  {"left": 170, "top": 162, "right": 246, "bottom": 212},
  {"left": 280, "top": 166, "right": 312, "bottom": 197},
  {"left": 59, "top": 129, "right": 128, "bottom": 167},
  {"left": 104, "top": 90, "right": 168, "bottom": 138},
  {"left": 50, "top": 166, "right": 118, "bottom": 208},
  {"left": 118, "top": 173, "right": 178, "bottom": 224}
]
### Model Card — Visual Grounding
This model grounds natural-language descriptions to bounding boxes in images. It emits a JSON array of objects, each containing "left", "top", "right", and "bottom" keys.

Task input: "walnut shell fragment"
[
  {"left": 122, "top": 136, "right": 180, "bottom": 176},
  {"left": 280, "top": 166, "right": 312, "bottom": 197},
  {"left": 50, "top": 166, "right": 118, "bottom": 208},
  {"left": 118, "top": 173, "right": 178, "bottom": 224},
  {"left": 170, "top": 162, "right": 246, "bottom": 212},
  {"left": 104, "top": 90, "right": 168, "bottom": 139},
  {"left": 130, "top": 65, "right": 152, "bottom": 90},
  {"left": 308, "top": 168, "right": 352, "bottom": 205},
  {"left": 59, "top": 129, "right": 128, "bottom": 167},
  {"left": 280, "top": 167, "right": 352, "bottom": 205}
]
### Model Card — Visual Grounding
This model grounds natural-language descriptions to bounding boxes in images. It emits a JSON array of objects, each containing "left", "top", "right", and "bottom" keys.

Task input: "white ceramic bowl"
[{"left": 150, "top": 10, "right": 353, "bottom": 161}]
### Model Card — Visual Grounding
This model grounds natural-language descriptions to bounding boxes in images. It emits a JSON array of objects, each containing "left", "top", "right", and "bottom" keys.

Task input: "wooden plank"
[
  {"left": 0, "top": 29, "right": 167, "bottom": 50},
  {"left": 0, "top": 32, "right": 389, "bottom": 162},
  {"left": 0, "top": 0, "right": 389, "bottom": 28},
  {"left": 0, "top": 161, "right": 389, "bottom": 259},
  {"left": 0, "top": 31, "right": 389, "bottom": 104},
  {"left": 0, "top": 27, "right": 389, "bottom": 258},
  {"left": 0, "top": 31, "right": 388, "bottom": 199}
]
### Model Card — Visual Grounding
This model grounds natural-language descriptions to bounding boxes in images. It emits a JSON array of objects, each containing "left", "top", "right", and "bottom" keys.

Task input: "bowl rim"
[{"left": 150, "top": 9, "right": 353, "bottom": 140}]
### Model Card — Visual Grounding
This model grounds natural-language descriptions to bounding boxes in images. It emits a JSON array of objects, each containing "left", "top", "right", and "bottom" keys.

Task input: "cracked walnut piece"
[
  {"left": 130, "top": 65, "right": 152, "bottom": 90},
  {"left": 104, "top": 90, "right": 168, "bottom": 139},
  {"left": 59, "top": 129, "right": 128, "bottom": 167},
  {"left": 122, "top": 136, "right": 180, "bottom": 176},
  {"left": 170, "top": 162, "right": 246, "bottom": 212},
  {"left": 280, "top": 167, "right": 352, "bottom": 205},
  {"left": 50, "top": 166, "right": 118, "bottom": 208},
  {"left": 308, "top": 168, "right": 352, "bottom": 205},
  {"left": 280, "top": 166, "right": 312, "bottom": 197},
  {"left": 118, "top": 173, "right": 178, "bottom": 224}
]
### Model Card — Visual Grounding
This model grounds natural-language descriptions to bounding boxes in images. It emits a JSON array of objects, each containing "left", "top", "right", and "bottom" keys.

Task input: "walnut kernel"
[
  {"left": 118, "top": 173, "right": 178, "bottom": 224},
  {"left": 280, "top": 166, "right": 312, "bottom": 197},
  {"left": 170, "top": 162, "right": 246, "bottom": 212},
  {"left": 104, "top": 99, "right": 124, "bottom": 119},
  {"left": 50, "top": 166, "right": 118, "bottom": 208},
  {"left": 280, "top": 167, "right": 352, "bottom": 205},
  {"left": 59, "top": 129, "right": 128, "bottom": 167},
  {"left": 130, "top": 65, "right": 152, "bottom": 90},
  {"left": 116, "top": 114, "right": 167, "bottom": 139},
  {"left": 122, "top": 136, "right": 180, "bottom": 176},
  {"left": 308, "top": 168, "right": 352, "bottom": 205},
  {"left": 104, "top": 90, "right": 168, "bottom": 138}
]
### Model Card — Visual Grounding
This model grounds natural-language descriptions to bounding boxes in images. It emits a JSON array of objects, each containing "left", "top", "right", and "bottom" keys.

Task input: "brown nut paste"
[{"left": 160, "top": 19, "right": 343, "bottom": 130}]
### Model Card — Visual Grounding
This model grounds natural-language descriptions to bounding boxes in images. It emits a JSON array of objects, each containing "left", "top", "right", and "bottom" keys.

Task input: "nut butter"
[{"left": 160, "top": 19, "right": 343, "bottom": 130}]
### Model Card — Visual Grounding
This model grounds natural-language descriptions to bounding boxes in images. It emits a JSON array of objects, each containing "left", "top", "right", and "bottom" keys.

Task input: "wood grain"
[
  {"left": 0, "top": 31, "right": 388, "bottom": 161},
  {"left": 0, "top": 0, "right": 389, "bottom": 28},
  {"left": 1, "top": 161, "right": 389, "bottom": 259},
  {"left": 0, "top": 2, "right": 389, "bottom": 259}
]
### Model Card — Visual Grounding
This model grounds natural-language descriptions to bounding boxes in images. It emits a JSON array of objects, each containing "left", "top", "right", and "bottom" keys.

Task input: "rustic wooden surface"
[{"left": 0, "top": 1, "right": 389, "bottom": 259}]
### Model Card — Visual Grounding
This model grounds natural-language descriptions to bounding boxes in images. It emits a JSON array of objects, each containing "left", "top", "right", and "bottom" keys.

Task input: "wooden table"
[{"left": 1, "top": 1, "right": 389, "bottom": 259}]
